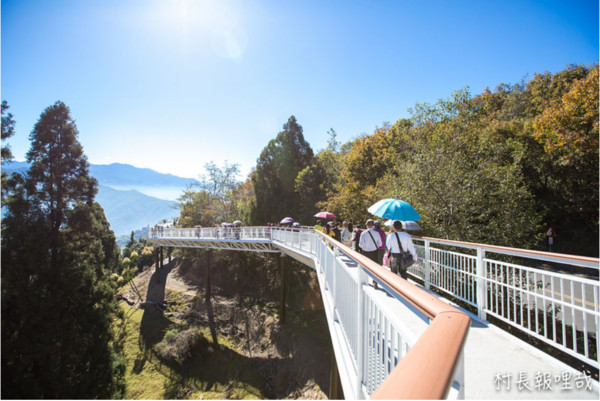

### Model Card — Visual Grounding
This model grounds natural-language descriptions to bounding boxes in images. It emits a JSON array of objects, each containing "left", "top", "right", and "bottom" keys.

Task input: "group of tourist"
[{"left": 314, "top": 219, "right": 417, "bottom": 280}]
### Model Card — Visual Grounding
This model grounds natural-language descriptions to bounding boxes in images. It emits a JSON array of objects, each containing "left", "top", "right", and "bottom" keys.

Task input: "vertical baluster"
[
  {"left": 512, "top": 265, "right": 517, "bottom": 324},
  {"left": 542, "top": 272, "right": 548, "bottom": 339},
  {"left": 519, "top": 267, "right": 524, "bottom": 328},
  {"left": 560, "top": 279, "right": 566, "bottom": 348},
  {"left": 526, "top": 271, "right": 531, "bottom": 331},
  {"left": 383, "top": 317, "right": 390, "bottom": 377},
  {"left": 550, "top": 276, "right": 556, "bottom": 343},
  {"left": 581, "top": 281, "right": 588, "bottom": 360},
  {"left": 594, "top": 285, "right": 599, "bottom": 363},
  {"left": 534, "top": 271, "right": 539, "bottom": 336},
  {"left": 424, "top": 240, "right": 430, "bottom": 289},
  {"left": 570, "top": 280, "right": 576, "bottom": 353},
  {"left": 495, "top": 263, "right": 500, "bottom": 317}
]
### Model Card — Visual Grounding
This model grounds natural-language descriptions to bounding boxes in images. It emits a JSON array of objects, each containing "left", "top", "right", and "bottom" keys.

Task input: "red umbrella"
[{"left": 314, "top": 211, "right": 336, "bottom": 219}]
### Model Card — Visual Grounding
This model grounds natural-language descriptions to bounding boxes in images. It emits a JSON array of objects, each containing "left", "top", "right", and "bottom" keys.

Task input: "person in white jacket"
[
  {"left": 341, "top": 221, "right": 353, "bottom": 246},
  {"left": 385, "top": 220, "right": 417, "bottom": 279}
]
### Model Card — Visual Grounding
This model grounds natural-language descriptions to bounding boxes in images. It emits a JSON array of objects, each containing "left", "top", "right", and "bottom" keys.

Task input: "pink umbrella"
[{"left": 314, "top": 211, "right": 336, "bottom": 219}]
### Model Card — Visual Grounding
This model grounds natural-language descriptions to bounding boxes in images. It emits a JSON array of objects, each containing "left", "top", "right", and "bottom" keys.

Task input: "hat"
[
  {"left": 374, "top": 220, "right": 381, "bottom": 228},
  {"left": 366, "top": 219, "right": 374, "bottom": 226}
]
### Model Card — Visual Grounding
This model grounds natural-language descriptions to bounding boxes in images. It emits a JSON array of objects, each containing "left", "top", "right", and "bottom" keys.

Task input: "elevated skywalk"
[{"left": 149, "top": 226, "right": 599, "bottom": 399}]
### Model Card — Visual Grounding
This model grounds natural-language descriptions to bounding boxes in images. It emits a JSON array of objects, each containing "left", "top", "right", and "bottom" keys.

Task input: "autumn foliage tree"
[{"left": 317, "top": 65, "right": 598, "bottom": 255}]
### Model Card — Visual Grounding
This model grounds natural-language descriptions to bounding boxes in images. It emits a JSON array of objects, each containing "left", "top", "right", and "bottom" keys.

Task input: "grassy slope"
[{"left": 118, "top": 302, "right": 265, "bottom": 399}]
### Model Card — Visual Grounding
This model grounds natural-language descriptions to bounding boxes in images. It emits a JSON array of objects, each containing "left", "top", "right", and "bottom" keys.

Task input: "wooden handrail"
[
  {"left": 371, "top": 310, "right": 471, "bottom": 399},
  {"left": 413, "top": 235, "right": 599, "bottom": 268},
  {"left": 314, "top": 231, "right": 471, "bottom": 399}
]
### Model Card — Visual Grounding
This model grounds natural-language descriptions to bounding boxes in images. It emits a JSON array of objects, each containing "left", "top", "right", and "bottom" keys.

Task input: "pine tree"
[{"left": 251, "top": 116, "right": 314, "bottom": 224}]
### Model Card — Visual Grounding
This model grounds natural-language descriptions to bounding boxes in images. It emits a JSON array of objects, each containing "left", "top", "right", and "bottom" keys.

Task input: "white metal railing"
[
  {"left": 149, "top": 226, "right": 271, "bottom": 240},
  {"left": 270, "top": 227, "right": 467, "bottom": 399},
  {"left": 410, "top": 237, "right": 600, "bottom": 369}
]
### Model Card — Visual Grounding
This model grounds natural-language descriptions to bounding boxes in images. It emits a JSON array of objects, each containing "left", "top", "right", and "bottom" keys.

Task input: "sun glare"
[{"left": 148, "top": 0, "right": 247, "bottom": 59}]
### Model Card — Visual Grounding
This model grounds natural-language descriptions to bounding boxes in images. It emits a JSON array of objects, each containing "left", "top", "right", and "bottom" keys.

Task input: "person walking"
[
  {"left": 314, "top": 219, "right": 323, "bottom": 233},
  {"left": 342, "top": 222, "right": 353, "bottom": 247},
  {"left": 352, "top": 224, "right": 363, "bottom": 252},
  {"left": 359, "top": 220, "right": 382, "bottom": 263},
  {"left": 341, "top": 221, "right": 350, "bottom": 246},
  {"left": 374, "top": 221, "right": 386, "bottom": 265},
  {"left": 386, "top": 220, "right": 418, "bottom": 280},
  {"left": 332, "top": 221, "right": 342, "bottom": 242}
]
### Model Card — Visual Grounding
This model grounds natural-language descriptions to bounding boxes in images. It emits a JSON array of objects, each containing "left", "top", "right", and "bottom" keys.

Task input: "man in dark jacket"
[{"left": 332, "top": 221, "right": 342, "bottom": 242}]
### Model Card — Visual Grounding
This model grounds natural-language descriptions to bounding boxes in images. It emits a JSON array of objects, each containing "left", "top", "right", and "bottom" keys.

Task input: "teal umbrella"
[{"left": 368, "top": 199, "right": 421, "bottom": 221}]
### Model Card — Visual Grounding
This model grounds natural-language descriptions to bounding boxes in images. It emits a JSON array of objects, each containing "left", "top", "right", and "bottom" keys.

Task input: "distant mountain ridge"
[
  {"left": 96, "top": 186, "right": 179, "bottom": 236},
  {"left": 2, "top": 161, "right": 194, "bottom": 236},
  {"left": 90, "top": 163, "right": 198, "bottom": 188}
]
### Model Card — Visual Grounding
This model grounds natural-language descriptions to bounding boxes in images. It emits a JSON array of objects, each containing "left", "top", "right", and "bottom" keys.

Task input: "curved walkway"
[{"left": 150, "top": 227, "right": 599, "bottom": 399}]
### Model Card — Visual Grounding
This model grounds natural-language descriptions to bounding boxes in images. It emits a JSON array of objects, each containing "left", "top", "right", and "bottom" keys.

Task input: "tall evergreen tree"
[
  {"left": 251, "top": 116, "right": 314, "bottom": 224},
  {"left": 1, "top": 101, "right": 125, "bottom": 398}
]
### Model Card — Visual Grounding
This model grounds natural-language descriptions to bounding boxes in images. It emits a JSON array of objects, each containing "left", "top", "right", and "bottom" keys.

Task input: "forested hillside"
[{"left": 234, "top": 64, "right": 598, "bottom": 256}]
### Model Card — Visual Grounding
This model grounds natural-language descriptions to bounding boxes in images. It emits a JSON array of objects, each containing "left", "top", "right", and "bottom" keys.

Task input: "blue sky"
[{"left": 2, "top": 0, "right": 598, "bottom": 180}]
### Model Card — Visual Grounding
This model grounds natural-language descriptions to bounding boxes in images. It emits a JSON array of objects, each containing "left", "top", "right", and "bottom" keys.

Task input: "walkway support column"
[
  {"left": 329, "top": 347, "right": 343, "bottom": 399},
  {"left": 279, "top": 253, "right": 287, "bottom": 324}
]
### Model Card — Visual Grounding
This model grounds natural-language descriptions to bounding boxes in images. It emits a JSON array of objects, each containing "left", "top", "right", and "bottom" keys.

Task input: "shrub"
[{"left": 154, "top": 328, "right": 208, "bottom": 365}]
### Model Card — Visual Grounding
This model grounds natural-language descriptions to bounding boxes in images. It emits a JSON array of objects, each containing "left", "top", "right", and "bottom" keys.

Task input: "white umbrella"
[{"left": 384, "top": 220, "right": 422, "bottom": 231}]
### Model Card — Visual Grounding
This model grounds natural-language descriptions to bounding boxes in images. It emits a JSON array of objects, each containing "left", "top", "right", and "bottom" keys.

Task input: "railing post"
[
  {"left": 424, "top": 240, "right": 431, "bottom": 290},
  {"left": 476, "top": 247, "right": 487, "bottom": 320},
  {"left": 356, "top": 268, "right": 368, "bottom": 399},
  {"left": 333, "top": 246, "right": 339, "bottom": 311}
]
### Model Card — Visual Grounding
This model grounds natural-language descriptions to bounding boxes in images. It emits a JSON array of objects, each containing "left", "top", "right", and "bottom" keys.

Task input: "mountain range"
[{"left": 2, "top": 161, "right": 199, "bottom": 236}]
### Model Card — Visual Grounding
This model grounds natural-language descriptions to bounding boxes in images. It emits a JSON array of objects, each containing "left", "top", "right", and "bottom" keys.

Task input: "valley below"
[{"left": 117, "top": 252, "right": 332, "bottom": 399}]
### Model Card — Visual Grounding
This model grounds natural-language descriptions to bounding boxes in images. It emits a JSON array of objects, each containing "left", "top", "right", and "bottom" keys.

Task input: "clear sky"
[{"left": 2, "top": 0, "right": 598, "bottom": 180}]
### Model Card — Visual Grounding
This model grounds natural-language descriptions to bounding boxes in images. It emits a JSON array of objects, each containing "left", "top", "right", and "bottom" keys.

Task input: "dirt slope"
[{"left": 120, "top": 257, "right": 332, "bottom": 399}]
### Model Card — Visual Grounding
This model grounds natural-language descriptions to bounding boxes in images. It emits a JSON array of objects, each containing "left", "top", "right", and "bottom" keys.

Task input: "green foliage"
[
  {"left": 316, "top": 65, "right": 598, "bottom": 255},
  {"left": 177, "top": 161, "right": 241, "bottom": 227},
  {"left": 1, "top": 101, "right": 125, "bottom": 398},
  {"left": 1, "top": 100, "right": 15, "bottom": 163},
  {"left": 250, "top": 116, "right": 314, "bottom": 224},
  {"left": 122, "top": 236, "right": 156, "bottom": 271},
  {"left": 26, "top": 101, "right": 98, "bottom": 235},
  {"left": 1, "top": 100, "right": 16, "bottom": 204}
]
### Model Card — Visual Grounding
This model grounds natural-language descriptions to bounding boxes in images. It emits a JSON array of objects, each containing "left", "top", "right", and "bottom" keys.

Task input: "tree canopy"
[
  {"left": 240, "top": 64, "right": 598, "bottom": 255},
  {"left": 251, "top": 115, "right": 315, "bottom": 224}
]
